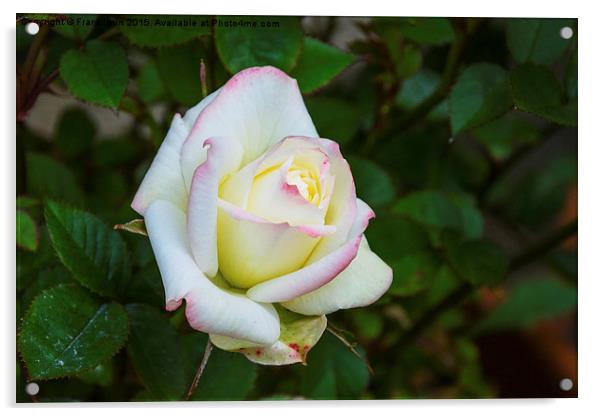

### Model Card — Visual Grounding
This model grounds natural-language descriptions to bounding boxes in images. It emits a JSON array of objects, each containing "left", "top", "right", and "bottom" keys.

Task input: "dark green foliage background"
[{"left": 16, "top": 15, "right": 577, "bottom": 401}]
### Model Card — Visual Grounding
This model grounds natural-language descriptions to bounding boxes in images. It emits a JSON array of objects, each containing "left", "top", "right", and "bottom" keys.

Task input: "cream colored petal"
[
  {"left": 281, "top": 237, "right": 393, "bottom": 316},
  {"left": 246, "top": 198, "right": 374, "bottom": 303},
  {"left": 187, "top": 137, "right": 243, "bottom": 277},
  {"left": 217, "top": 199, "right": 333, "bottom": 289}
]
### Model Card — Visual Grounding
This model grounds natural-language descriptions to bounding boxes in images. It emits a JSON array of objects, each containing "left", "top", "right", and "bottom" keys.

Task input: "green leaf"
[
  {"left": 136, "top": 59, "right": 167, "bottom": 104},
  {"left": 305, "top": 96, "right": 360, "bottom": 145},
  {"left": 472, "top": 113, "right": 540, "bottom": 160},
  {"left": 17, "top": 210, "right": 38, "bottom": 251},
  {"left": 449, "top": 63, "right": 513, "bottom": 135},
  {"left": 446, "top": 239, "right": 508, "bottom": 286},
  {"left": 472, "top": 277, "right": 577, "bottom": 334},
  {"left": 299, "top": 331, "right": 369, "bottom": 399},
  {"left": 510, "top": 63, "right": 577, "bottom": 126},
  {"left": 77, "top": 360, "right": 115, "bottom": 387},
  {"left": 396, "top": 69, "right": 448, "bottom": 121},
  {"left": 389, "top": 252, "right": 440, "bottom": 296},
  {"left": 215, "top": 16, "right": 302, "bottom": 73},
  {"left": 156, "top": 41, "right": 204, "bottom": 106},
  {"left": 351, "top": 310, "right": 384, "bottom": 340},
  {"left": 43, "top": 35, "right": 78, "bottom": 77},
  {"left": 55, "top": 108, "right": 95, "bottom": 159},
  {"left": 183, "top": 332, "right": 258, "bottom": 401},
  {"left": 17, "top": 228, "right": 58, "bottom": 293},
  {"left": 348, "top": 156, "right": 396, "bottom": 208},
  {"left": 91, "top": 139, "right": 140, "bottom": 168},
  {"left": 393, "top": 190, "right": 483, "bottom": 239},
  {"left": 44, "top": 200, "right": 132, "bottom": 298},
  {"left": 21, "top": 266, "right": 73, "bottom": 311},
  {"left": 53, "top": 15, "right": 96, "bottom": 41},
  {"left": 26, "top": 152, "right": 84, "bottom": 205},
  {"left": 506, "top": 18, "right": 575, "bottom": 65},
  {"left": 123, "top": 264, "right": 165, "bottom": 308},
  {"left": 18, "top": 284, "right": 129, "bottom": 380},
  {"left": 365, "top": 215, "right": 431, "bottom": 263},
  {"left": 120, "top": 15, "right": 210, "bottom": 48},
  {"left": 290, "top": 37, "right": 354, "bottom": 93},
  {"left": 126, "top": 304, "right": 188, "bottom": 400},
  {"left": 59, "top": 40, "right": 129, "bottom": 109},
  {"left": 399, "top": 17, "right": 456, "bottom": 45},
  {"left": 17, "top": 196, "right": 39, "bottom": 210}
]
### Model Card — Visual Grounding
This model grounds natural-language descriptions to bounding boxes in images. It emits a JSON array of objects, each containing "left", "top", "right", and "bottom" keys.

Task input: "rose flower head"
[{"left": 132, "top": 66, "right": 392, "bottom": 365}]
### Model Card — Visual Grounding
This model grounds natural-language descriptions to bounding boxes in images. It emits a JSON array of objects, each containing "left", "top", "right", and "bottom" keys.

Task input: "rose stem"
[{"left": 185, "top": 337, "right": 213, "bottom": 400}]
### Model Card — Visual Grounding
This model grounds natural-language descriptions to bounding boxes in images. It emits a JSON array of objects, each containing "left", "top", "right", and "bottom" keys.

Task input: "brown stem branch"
[
  {"left": 185, "top": 338, "right": 213, "bottom": 400},
  {"left": 399, "top": 218, "right": 578, "bottom": 347}
]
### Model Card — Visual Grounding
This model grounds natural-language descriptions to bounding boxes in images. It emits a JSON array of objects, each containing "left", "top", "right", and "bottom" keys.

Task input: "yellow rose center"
[{"left": 285, "top": 162, "right": 321, "bottom": 207}]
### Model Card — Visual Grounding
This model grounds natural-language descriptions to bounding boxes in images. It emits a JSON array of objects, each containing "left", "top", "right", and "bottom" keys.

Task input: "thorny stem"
[
  {"left": 399, "top": 218, "right": 578, "bottom": 347},
  {"left": 327, "top": 325, "right": 374, "bottom": 375},
  {"left": 185, "top": 337, "right": 213, "bottom": 400},
  {"left": 21, "top": 25, "right": 49, "bottom": 84},
  {"left": 362, "top": 19, "right": 476, "bottom": 155},
  {"left": 477, "top": 124, "right": 563, "bottom": 203},
  {"left": 200, "top": 59, "right": 208, "bottom": 99}
]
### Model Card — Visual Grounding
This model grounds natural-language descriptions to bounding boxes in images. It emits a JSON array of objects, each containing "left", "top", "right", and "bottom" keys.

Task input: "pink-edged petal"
[
  {"left": 217, "top": 199, "right": 334, "bottom": 289},
  {"left": 180, "top": 66, "right": 318, "bottom": 190},
  {"left": 218, "top": 199, "right": 335, "bottom": 237},
  {"left": 181, "top": 88, "right": 221, "bottom": 129},
  {"left": 131, "top": 114, "right": 189, "bottom": 215},
  {"left": 281, "top": 237, "right": 393, "bottom": 316},
  {"left": 246, "top": 198, "right": 375, "bottom": 303},
  {"left": 304, "top": 139, "right": 358, "bottom": 263},
  {"left": 187, "top": 137, "right": 243, "bottom": 277},
  {"left": 132, "top": 90, "right": 219, "bottom": 215},
  {"left": 145, "top": 199, "right": 280, "bottom": 344}
]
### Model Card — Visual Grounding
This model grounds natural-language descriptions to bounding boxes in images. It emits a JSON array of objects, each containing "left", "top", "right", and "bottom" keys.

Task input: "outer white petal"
[
  {"left": 145, "top": 199, "right": 280, "bottom": 344},
  {"left": 180, "top": 66, "right": 318, "bottom": 190},
  {"left": 187, "top": 137, "right": 243, "bottom": 277},
  {"left": 131, "top": 91, "right": 219, "bottom": 215},
  {"left": 281, "top": 237, "right": 393, "bottom": 315},
  {"left": 182, "top": 88, "right": 221, "bottom": 129},
  {"left": 131, "top": 114, "right": 189, "bottom": 215},
  {"left": 246, "top": 199, "right": 375, "bottom": 303}
]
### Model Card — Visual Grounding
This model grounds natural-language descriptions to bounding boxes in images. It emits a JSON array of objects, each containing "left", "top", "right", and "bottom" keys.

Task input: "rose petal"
[
  {"left": 182, "top": 88, "right": 221, "bottom": 129},
  {"left": 145, "top": 199, "right": 280, "bottom": 344},
  {"left": 131, "top": 91, "right": 218, "bottom": 215},
  {"left": 246, "top": 198, "right": 375, "bottom": 303},
  {"left": 187, "top": 137, "right": 243, "bottom": 277},
  {"left": 304, "top": 139, "right": 358, "bottom": 263},
  {"left": 217, "top": 199, "right": 334, "bottom": 289},
  {"left": 180, "top": 66, "right": 318, "bottom": 190},
  {"left": 281, "top": 236, "right": 393, "bottom": 315},
  {"left": 247, "top": 147, "right": 331, "bottom": 227}
]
